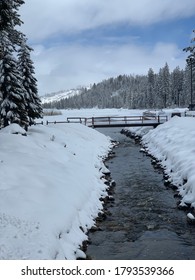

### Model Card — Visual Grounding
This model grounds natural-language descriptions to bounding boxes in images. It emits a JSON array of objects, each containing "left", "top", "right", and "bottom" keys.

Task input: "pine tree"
[
  {"left": 0, "top": 0, "right": 42, "bottom": 128},
  {"left": 183, "top": 29, "right": 195, "bottom": 58},
  {"left": 170, "top": 67, "right": 183, "bottom": 106},
  {"left": 181, "top": 65, "right": 191, "bottom": 106},
  {"left": 0, "top": 0, "right": 24, "bottom": 46},
  {"left": 0, "top": 0, "right": 28, "bottom": 127},
  {"left": 157, "top": 63, "right": 170, "bottom": 108},
  {"left": 183, "top": 29, "right": 195, "bottom": 107},
  {"left": 0, "top": 31, "right": 28, "bottom": 128},
  {"left": 18, "top": 37, "right": 43, "bottom": 124},
  {"left": 147, "top": 68, "right": 155, "bottom": 108}
]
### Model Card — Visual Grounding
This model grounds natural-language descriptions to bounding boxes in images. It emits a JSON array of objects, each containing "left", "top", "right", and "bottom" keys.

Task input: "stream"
[{"left": 86, "top": 128, "right": 195, "bottom": 260}]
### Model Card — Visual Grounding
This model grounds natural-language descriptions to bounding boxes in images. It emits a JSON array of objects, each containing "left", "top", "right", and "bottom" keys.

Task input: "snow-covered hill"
[{"left": 41, "top": 88, "right": 83, "bottom": 104}]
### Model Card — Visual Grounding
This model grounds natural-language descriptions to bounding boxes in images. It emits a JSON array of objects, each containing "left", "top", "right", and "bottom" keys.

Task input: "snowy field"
[
  {"left": 42, "top": 107, "right": 186, "bottom": 121},
  {"left": 0, "top": 107, "right": 192, "bottom": 260}
]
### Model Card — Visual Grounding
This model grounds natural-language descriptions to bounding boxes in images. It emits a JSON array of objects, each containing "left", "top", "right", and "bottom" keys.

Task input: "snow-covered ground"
[
  {"left": 125, "top": 113, "right": 195, "bottom": 223},
  {"left": 141, "top": 117, "right": 195, "bottom": 211},
  {"left": 0, "top": 107, "right": 192, "bottom": 260},
  {"left": 0, "top": 120, "right": 112, "bottom": 260}
]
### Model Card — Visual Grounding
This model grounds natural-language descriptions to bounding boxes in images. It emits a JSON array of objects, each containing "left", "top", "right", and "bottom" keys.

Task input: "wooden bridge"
[{"left": 39, "top": 115, "right": 168, "bottom": 128}]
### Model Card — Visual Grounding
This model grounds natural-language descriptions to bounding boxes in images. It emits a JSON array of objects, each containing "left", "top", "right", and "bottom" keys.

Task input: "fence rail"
[{"left": 35, "top": 115, "right": 168, "bottom": 128}]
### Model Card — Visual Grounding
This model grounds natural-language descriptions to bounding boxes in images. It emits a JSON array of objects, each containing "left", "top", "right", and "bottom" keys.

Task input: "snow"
[
  {"left": 41, "top": 88, "right": 84, "bottom": 104},
  {"left": 0, "top": 107, "right": 193, "bottom": 260},
  {"left": 43, "top": 108, "right": 143, "bottom": 119},
  {"left": 141, "top": 116, "right": 195, "bottom": 210},
  {"left": 0, "top": 121, "right": 112, "bottom": 259},
  {"left": 1, "top": 123, "right": 27, "bottom": 135},
  {"left": 126, "top": 114, "right": 195, "bottom": 221},
  {"left": 187, "top": 213, "right": 195, "bottom": 220}
]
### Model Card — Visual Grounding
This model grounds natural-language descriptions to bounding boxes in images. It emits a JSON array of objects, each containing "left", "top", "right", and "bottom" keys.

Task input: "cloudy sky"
[{"left": 19, "top": 0, "right": 195, "bottom": 96}]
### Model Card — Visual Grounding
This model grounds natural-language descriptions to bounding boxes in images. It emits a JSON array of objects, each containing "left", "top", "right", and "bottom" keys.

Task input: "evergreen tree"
[
  {"left": 0, "top": 0, "right": 24, "bottom": 46},
  {"left": 182, "top": 65, "right": 191, "bottom": 106},
  {"left": 183, "top": 29, "right": 195, "bottom": 106},
  {"left": 170, "top": 67, "right": 183, "bottom": 106},
  {"left": 18, "top": 37, "right": 43, "bottom": 124},
  {"left": 183, "top": 29, "right": 195, "bottom": 58},
  {"left": 0, "top": 31, "right": 28, "bottom": 128},
  {"left": 158, "top": 63, "right": 170, "bottom": 108},
  {"left": 0, "top": 0, "right": 27, "bottom": 127},
  {"left": 0, "top": 0, "right": 42, "bottom": 128},
  {"left": 147, "top": 68, "right": 155, "bottom": 108}
]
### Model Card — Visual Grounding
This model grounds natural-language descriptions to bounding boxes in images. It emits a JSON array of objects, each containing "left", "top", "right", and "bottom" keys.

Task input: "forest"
[{"left": 43, "top": 62, "right": 194, "bottom": 110}]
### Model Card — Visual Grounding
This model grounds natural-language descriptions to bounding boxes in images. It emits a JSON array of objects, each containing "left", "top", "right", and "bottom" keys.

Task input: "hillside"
[
  {"left": 42, "top": 63, "right": 191, "bottom": 110},
  {"left": 41, "top": 88, "right": 84, "bottom": 104}
]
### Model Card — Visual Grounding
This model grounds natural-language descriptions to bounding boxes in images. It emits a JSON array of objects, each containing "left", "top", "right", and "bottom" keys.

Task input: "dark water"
[{"left": 87, "top": 128, "right": 195, "bottom": 260}]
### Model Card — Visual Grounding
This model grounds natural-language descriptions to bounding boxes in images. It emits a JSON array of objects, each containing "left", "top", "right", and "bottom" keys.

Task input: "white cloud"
[
  {"left": 32, "top": 41, "right": 186, "bottom": 95},
  {"left": 18, "top": 0, "right": 193, "bottom": 94},
  {"left": 20, "top": 0, "right": 195, "bottom": 41}
]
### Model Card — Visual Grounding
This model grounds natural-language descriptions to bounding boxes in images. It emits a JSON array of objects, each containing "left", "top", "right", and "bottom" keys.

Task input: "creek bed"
[{"left": 86, "top": 128, "right": 195, "bottom": 260}]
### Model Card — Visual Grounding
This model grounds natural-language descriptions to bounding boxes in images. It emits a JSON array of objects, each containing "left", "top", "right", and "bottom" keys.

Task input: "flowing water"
[{"left": 86, "top": 128, "right": 195, "bottom": 260}]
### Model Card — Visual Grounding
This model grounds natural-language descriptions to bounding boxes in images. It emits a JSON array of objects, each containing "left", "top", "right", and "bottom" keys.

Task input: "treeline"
[{"left": 43, "top": 62, "right": 193, "bottom": 110}]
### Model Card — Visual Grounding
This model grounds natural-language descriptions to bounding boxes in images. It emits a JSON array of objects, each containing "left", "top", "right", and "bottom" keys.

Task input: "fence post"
[{"left": 92, "top": 117, "right": 94, "bottom": 128}]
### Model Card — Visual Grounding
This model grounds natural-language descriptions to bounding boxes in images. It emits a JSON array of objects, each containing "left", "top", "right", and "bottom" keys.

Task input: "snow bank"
[
  {"left": 0, "top": 123, "right": 112, "bottom": 259},
  {"left": 142, "top": 117, "right": 195, "bottom": 209}
]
